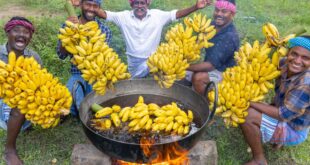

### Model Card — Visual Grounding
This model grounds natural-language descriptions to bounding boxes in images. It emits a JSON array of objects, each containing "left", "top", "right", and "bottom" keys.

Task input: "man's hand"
[
  {"left": 94, "top": 8, "right": 107, "bottom": 19},
  {"left": 70, "top": 0, "right": 80, "bottom": 7},
  {"left": 67, "top": 16, "right": 79, "bottom": 24},
  {"left": 196, "top": 0, "right": 213, "bottom": 9}
]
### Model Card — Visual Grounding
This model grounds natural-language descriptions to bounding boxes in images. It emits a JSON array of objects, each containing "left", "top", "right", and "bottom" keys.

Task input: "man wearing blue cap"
[
  {"left": 240, "top": 36, "right": 310, "bottom": 165},
  {"left": 56, "top": 0, "right": 112, "bottom": 117}
]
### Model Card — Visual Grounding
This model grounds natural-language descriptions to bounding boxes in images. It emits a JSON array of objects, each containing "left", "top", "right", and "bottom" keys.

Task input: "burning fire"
[{"left": 115, "top": 137, "right": 189, "bottom": 165}]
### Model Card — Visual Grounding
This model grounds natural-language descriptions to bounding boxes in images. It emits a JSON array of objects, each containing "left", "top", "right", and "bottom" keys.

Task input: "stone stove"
[{"left": 71, "top": 140, "right": 218, "bottom": 165}]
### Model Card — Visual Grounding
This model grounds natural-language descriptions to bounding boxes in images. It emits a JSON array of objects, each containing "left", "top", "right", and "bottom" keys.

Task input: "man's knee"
[
  {"left": 192, "top": 72, "right": 209, "bottom": 83},
  {"left": 9, "top": 109, "right": 24, "bottom": 119},
  {"left": 243, "top": 108, "right": 262, "bottom": 126}
]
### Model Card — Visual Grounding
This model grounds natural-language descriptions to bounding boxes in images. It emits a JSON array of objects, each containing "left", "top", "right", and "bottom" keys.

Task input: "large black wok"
[{"left": 79, "top": 79, "right": 217, "bottom": 163}]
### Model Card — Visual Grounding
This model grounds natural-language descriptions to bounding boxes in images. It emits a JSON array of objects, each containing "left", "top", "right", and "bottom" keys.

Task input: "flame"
[{"left": 115, "top": 137, "right": 189, "bottom": 165}]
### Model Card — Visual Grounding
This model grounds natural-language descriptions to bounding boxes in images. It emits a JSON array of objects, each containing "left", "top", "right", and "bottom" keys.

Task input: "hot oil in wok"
[
  {"left": 87, "top": 119, "right": 201, "bottom": 144},
  {"left": 87, "top": 94, "right": 203, "bottom": 144}
]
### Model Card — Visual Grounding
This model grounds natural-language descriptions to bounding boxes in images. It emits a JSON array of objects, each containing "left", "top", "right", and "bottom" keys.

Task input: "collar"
[
  {"left": 78, "top": 15, "right": 102, "bottom": 24},
  {"left": 0, "top": 44, "right": 7, "bottom": 55},
  {"left": 280, "top": 61, "right": 309, "bottom": 82},
  {"left": 213, "top": 21, "right": 234, "bottom": 36},
  {"left": 1, "top": 43, "right": 30, "bottom": 57},
  {"left": 130, "top": 9, "right": 151, "bottom": 19}
]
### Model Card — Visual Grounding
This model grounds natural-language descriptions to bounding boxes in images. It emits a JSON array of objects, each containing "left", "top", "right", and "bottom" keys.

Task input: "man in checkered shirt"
[
  {"left": 241, "top": 36, "right": 310, "bottom": 165},
  {"left": 56, "top": 0, "right": 112, "bottom": 116}
]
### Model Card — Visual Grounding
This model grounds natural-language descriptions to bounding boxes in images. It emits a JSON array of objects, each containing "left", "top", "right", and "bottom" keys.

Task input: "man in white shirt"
[{"left": 94, "top": 0, "right": 212, "bottom": 78}]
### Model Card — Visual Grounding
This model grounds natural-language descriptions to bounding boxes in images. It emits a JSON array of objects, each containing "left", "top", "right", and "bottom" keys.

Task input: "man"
[
  {"left": 241, "top": 36, "right": 310, "bottom": 165},
  {"left": 187, "top": 0, "right": 239, "bottom": 95},
  {"left": 91, "top": 0, "right": 212, "bottom": 78},
  {"left": 0, "top": 16, "right": 42, "bottom": 165},
  {"left": 57, "top": 0, "right": 112, "bottom": 116}
]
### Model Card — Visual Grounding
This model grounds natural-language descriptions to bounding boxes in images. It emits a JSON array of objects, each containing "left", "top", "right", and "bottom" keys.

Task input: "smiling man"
[
  {"left": 93, "top": 0, "right": 212, "bottom": 78},
  {"left": 186, "top": 0, "right": 239, "bottom": 94},
  {"left": 241, "top": 36, "right": 310, "bottom": 165},
  {"left": 0, "top": 16, "right": 42, "bottom": 165},
  {"left": 57, "top": 0, "right": 112, "bottom": 117}
]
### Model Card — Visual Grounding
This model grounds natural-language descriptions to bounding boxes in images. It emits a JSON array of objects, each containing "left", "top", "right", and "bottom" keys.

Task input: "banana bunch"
[
  {"left": 0, "top": 52, "right": 71, "bottom": 129},
  {"left": 147, "top": 43, "right": 189, "bottom": 88},
  {"left": 151, "top": 102, "right": 193, "bottom": 136},
  {"left": 90, "top": 118, "right": 112, "bottom": 131},
  {"left": 165, "top": 23, "right": 201, "bottom": 63},
  {"left": 209, "top": 41, "right": 281, "bottom": 128},
  {"left": 148, "top": 14, "right": 216, "bottom": 88},
  {"left": 91, "top": 96, "right": 194, "bottom": 136},
  {"left": 58, "top": 21, "right": 131, "bottom": 95},
  {"left": 92, "top": 104, "right": 121, "bottom": 129},
  {"left": 234, "top": 40, "right": 282, "bottom": 78},
  {"left": 184, "top": 13, "right": 216, "bottom": 49},
  {"left": 262, "top": 22, "right": 295, "bottom": 53},
  {"left": 58, "top": 21, "right": 100, "bottom": 52}
]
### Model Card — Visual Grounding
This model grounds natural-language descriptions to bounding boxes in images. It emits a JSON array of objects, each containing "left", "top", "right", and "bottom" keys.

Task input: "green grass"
[
  {"left": 0, "top": 118, "right": 85, "bottom": 165},
  {"left": 0, "top": 0, "right": 310, "bottom": 164},
  {"left": 13, "top": 0, "right": 65, "bottom": 13}
]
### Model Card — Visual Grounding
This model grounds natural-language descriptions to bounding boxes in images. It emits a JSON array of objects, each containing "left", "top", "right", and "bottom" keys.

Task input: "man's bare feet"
[
  {"left": 244, "top": 159, "right": 267, "bottom": 165},
  {"left": 4, "top": 149, "right": 23, "bottom": 165}
]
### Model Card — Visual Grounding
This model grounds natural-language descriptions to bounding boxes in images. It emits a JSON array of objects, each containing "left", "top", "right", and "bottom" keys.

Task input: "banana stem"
[
  {"left": 65, "top": 0, "right": 76, "bottom": 17},
  {"left": 91, "top": 103, "right": 103, "bottom": 112},
  {"left": 284, "top": 26, "right": 307, "bottom": 36}
]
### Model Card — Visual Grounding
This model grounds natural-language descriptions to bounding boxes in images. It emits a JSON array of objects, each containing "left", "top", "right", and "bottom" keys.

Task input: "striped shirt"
[
  {"left": 274, "top": 60, "right": 310, "bottom": 131},
  {"left": 56, "top": 17, "right": 112, "bottom": 74}
]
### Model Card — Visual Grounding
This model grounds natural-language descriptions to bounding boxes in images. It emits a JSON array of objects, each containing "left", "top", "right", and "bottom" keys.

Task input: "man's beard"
[
  {"left": 82, "top": 11, "right": 96, "bottom": 21},
  {"left": 134, "top": 8, "right": 147, "bottom": 19}
]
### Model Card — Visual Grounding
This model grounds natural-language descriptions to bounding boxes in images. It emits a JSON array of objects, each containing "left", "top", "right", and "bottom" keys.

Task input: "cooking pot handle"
[
  {"left": 204, "top": 81, "right": 218, "bottom": 123},
  {"left": 72, "top": 80, "right": 86, "bottom": 111}
]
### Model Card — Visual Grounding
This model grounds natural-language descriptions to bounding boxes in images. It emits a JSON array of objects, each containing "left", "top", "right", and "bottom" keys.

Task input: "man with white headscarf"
[{"left": 94, "top": 0, "right": 212, "bottom": 78}]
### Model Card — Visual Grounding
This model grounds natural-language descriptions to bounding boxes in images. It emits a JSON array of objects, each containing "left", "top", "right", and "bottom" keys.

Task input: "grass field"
[{"left": 0, "top": 0, "right": 310, "bottom": 164}]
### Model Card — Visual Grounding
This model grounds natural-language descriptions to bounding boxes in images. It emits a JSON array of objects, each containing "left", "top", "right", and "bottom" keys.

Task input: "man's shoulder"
[
  {"left": 225, "top": 25, "right": 239, "bottom": 38},
  {"left": 25, "top": 49, "right": 42, "bottom": 65},
  {"left": 95, "top": 18, "right": 111, "bottom": 30},
  {"left": 149, "top": 9, "right": 170, "bottom": 15},
  {"left": 216, "top": 30, "right": 239, "bottom": 45},
  {"left": 24, "top": 48, "right": 40, "bottom": 58},
  {"left": 301, "top": 70, "right": 310, "bottom": 85},
  {"left": 289, "top": 69, "right": 310, "bottom": 90},
  {"left": 149, "top": 9, "right": 163, "bottom": 12},
  {"left": 120, "top": 10, "right": 131, "bottom": 14},
  {"left": 0, "top": 44, "right": 6, "bottom": 54},
  {"left": 107, "top": 10, "right": 131, "bottom": 16},
  {"left": 221, "top": 25, "right": 240, "bottom": 46}
]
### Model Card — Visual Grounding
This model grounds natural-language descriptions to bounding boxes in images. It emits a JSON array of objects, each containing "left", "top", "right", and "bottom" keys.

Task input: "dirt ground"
[{"left": 0, "top": 4, "right": 58, "bottom": 21}]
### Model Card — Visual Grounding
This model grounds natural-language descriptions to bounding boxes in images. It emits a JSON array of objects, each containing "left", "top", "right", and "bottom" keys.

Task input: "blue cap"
[
  {"left": 288, "top": 37, "right": 310, "bottom": 52},
  {"left": 85, "top": 0, "right": 102, "bottom": 5}
]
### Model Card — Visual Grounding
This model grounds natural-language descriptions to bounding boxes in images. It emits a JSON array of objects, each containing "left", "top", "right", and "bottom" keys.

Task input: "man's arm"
[
  {"left": 250, "top": 102, "right": 281, "bottom": 120},
  {"left": 187, "top": 61, "right": 214, "bottom": 72},
  {"left": 70, "top": 0, "right": 80, "bottom": 7},
  {"left": 56, "top": 41, "right": 70, "bottom": 60},
  {"left": 176, "top": 0, "right": 212, "bottom": 19},
  {"left": 251, "top": 84, "right": 310, "bottom": 121},
  {"left": 95, "top": 9, "right": 107, "bottom": 19},
  {"left": 188, "top": 35, "right": 236, "bottom": 72}
]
